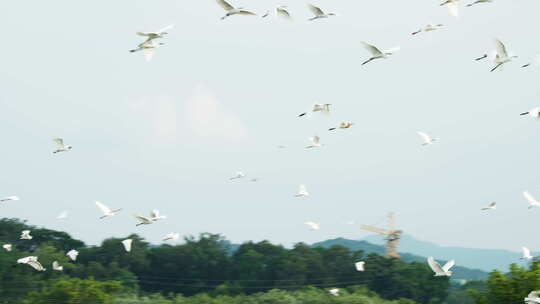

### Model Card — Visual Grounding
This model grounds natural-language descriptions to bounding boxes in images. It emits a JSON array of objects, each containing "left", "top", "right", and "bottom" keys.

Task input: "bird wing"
[
  {"left": 523, "top": 247, "right": 531, "bottom": 257},
  {"left": 299, "top": 184, "right": 308, "bottom": 194},
  {"left": 216, "top": 0, "right": 234, "bottom": 11},
  {"left": 53, "top": 138, "right": 64, "bottom": 147},
  {"left": 122, "top": 239, "right": 132, "bottom": 252},
  {"left": 361, "top": 42, "right": 383, "bottom": 56},
  {"left": 427, "top": 257, "right": 444, "bottom": 274},
  {"left": 277, "top": 7, "right": 291, "bottom": 18},
  {"left": 524, "top": 192, "right": 538, "bottom": 205},
  {"left": 417, "top": 131, "right": 431, "bottom": 142},
  {"left": 136, "top": 32, "right": 151, "bottom": 37},
  {"left": 355, "top": 261, "right": 365, "bottom": 271},
  {"left": 28, "top": 260, "right": 45, "bottom": 271},
  {"left": 489, "top": 202, "right": 496, "bottom": 208},
  {"left": 157, "top": 24, "right": 174, "bottom": 33},
  {"left": 95, "top": 201, "right": 111, "bottom": 214},
  {"left": 308, "top": 4, "right": 324, "bottom": 16},
  {"left": 446, "top": 2, "right": 459, "bottom": 17},
  {"left": 17, "top": 257, "right": 31, "bottom": 264},
  {"left": 312, "top": 136, "right": 320, "bottom": 144},
  {"left": 442, "top": 260, "right": 455, "bottom": 272},
  {"left": 53, "top": 261, "right": 60, "bottom": 269},
  {"left": 135, "top": 215, "right": 152, "bottom": 223},
  {"left": 494, "top": 39, "right": 508, "bottom": 58},
  {"left": 238, "top": 10, "right": 257, "bottom": 16}
]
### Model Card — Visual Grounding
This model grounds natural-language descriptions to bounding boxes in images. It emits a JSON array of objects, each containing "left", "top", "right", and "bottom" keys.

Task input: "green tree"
[{"left": 22, "top": 278, "right": 123, "bottom": 304}]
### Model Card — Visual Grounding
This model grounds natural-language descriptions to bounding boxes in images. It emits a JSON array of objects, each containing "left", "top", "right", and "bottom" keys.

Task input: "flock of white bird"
[{"left": 3, "top": 0, "right": 540, "bottom": 300}]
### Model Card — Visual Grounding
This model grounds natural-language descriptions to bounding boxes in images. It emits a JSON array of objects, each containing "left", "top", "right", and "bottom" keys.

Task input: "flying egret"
[
  {"left": 52, "top": 261, "right": 63, "bottom": 271},
  {"left": 52, "top": 138, "right": 72, "bottom": 154},
  {"left": 216, "top": 0, "right": 256, "bottom": 20},
  {"left": 524, "top": 291, "right": 540, "bottom": 304},
  {"left": 163, "top": 233, "right": 180, "bottom": 241},
  {"left": 329, "top": 122, "right": 353, "bottom": 131},
  {"left": 520, "top": 108, "right": 540, "bottom": 118},
  {"left": 522, "top": 247, "right": 533, "bottom": 260},
  {"left": 17, "top": 256, "right": 46, "bottom": 271},
  {"left": 412, "top": 24, "right": 444, "bottom": 35},
  {"left": 481, "top": 202, "right": 496, "bottom": 211},
  {"left": 134, "top": 215, "right": 153, "bottom": 226},
  {"left": 295, "top": 184, "right": 309, "bottom": 197},
  {"left": 491, "top": 39, "right": 517, "bottom": 72},
  {"left": 427, "top": 257, "right": 455, "bottom": 276},
  {"left": 20, "top": 230, "right": 32, "bottom": 240},
  {"left": 67, "top": 249, "right": 79, "bottom": 261},
  {"left": 262, "top": 6, "right": 292, "bottom": 19},
  {"left": 0, "top": 196, "right": 19, "bottom": 202},
  {"left": 306, "top": 136, "right": 322, "bottom": 148},
  {"left": 329, "top": 289, "right": 340, "bottom": 296},
  {"left": 355, "top": 261, "right": 365, "bottom": 271},
  {"left": 230, "top": 172, "right": 245, "bottom": 180},
  {"left": 129, "top": 38, "right": 165, "bottom": 62},
  {"left": 361, "top": 41, "right": 400, "bottom": 65},
  {"left": 95, "top": 201, "right": 122, "bottom": 219},
  {"left": 136, "top": 24, "right": 174, "bottom": 40},
  {"left": 2, "top": 244, "right": 12, "bottom": 252},
  {"left": 417, "top": 132, "right": 438, "bottom": 146},
  {"left": 308, "top": 4, "right": 335, "bottom": 21},
  {"left": 298, "top": 104, "right": 331, "bottom": 117},
  {"left": 122, "top": 239, "right": 133, "bottom": 252},
  {"left": 440, "top": 0, "right": 459, "bottom": 17},
  {"left": 57, "top": 211, "right": 68, "bottom": 220},
  {"left": 150, "top": 209, "right": 167, "bottom": 221},
  {"left": 523, "top": 192, "right": 540, "bottom": 209},
  {"left": 304, "top": 221, "right": 320, "bottom": 231},
  {"left": 466, "top": 0, "right": 493, "bottom": 6}
]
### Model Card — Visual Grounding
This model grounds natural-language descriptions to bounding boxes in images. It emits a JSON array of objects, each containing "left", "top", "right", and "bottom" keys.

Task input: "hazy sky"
[{"left": 1, "top": 0, "right": 540, "bottom": 252}]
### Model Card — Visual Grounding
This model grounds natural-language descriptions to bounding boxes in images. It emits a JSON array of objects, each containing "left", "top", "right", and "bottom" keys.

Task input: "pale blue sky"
[{"left": 1, "top": 0, "right": 540, "bottom": 251}]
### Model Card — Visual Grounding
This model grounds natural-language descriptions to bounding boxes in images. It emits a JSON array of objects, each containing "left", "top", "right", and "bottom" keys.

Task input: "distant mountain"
[
  {"left": 363, "top": 234, "right": 523, "bottom": 273},
  {"left": 312, "top": 237, "right": 488, "bottom": 281}
]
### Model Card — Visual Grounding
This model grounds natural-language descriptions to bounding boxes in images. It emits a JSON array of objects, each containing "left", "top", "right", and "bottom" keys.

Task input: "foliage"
[{"left": 22, "top": 278, "right": 123, "bottom": 304}]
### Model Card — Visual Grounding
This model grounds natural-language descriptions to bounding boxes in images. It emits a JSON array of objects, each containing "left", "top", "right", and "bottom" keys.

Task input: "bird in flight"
[
  {"left": 0, "top": 196, "right": 19, "bottom": 202},
  {"left": 2, "top": 244, "right": 12, "bottom": 252},
  {"left": 298, "top": 104, "right": 331, "bottom": 117},
  {"left": 417, "top": 131, "right": 438, "bottom": 146},
  {"left": 361, "top": 41, "right": 400, "bottom": 66},
  {"left": 52, "top": 261, "right": 63, "bottom": 271},
  {"left": 521, "top": 247, "right": 533, "bottom": 260},
  {"left": 17, "top": 256, "right": 46, "bottom": 272},
  {"left": 95, "top": 201, "right": 122, "bottom": 219},
  {"left": 130, "top": 38, "right": 165, "bottom": 62},
  {"left": 20, "top": 230, "right": 32, "bottom": 240},
  {"left": 481, "top": 202, "right": 496, "bottom": 211},
  {"left": 57, "top": 211, "right": 68, "bottom": 220},
  {"left": 304, "top": 221, "right": 320, "bottom": 231},
  {"left": 412, "top": 24, "right": 444, "bottom": 35},
  {"left": 355, "top": 261, "right": 365, "bottom": 271},
  {"left": 329, "top": 122, "right": 353, "bottom": 131},
  {"left": 122, "top": 239, "right": 133, "bottom": 252},
  {"left": 136, "top": 24, "right": 173, "bottom": 40},
  {"left": 134, "top": 215, "right": 154, "bottom": 226},
  {"left": 440, "top": 0, "right": 459, "bottom": 17},
  {"left": 427, "top": 257, "right": 455, "bottom": 276},
  {"left": 520, "top": 108, "right": 540, "bottom": 119},
  {"left": 491, "top": 39, "right": 517, "bottom": 72},
  {"left": 67, "top": 249, "right": 79, "bottom": 261},
  {"left": 295, "top": 184, "right": 310, "bottom": 197},
  {"left": 308, "top": 4, "right": 335, "bottom": 21},
  {"left": 523, "top": 192, "right": 540, "bottom": 209},
  {"left": 230, "top": 172, "right": 245, "bottom": 180},
  {"left": 524, "top": 291, "right": 540, "bottom": 304},
  {"left": 150, "top": 209, "right": 167, "bottom": 221},
  {"left": 216, "top": 0, "right": 256, "bottom": 20},
  {"left": 329, "top": 289, "right": 340, "bottom": 296},
  {"left": 306, "top": 136, "right": 323, "bottom": 148},
  {"left": 52, "top": 138, "right": 73, "bottom": 154},
  {"left": 163, "top": 233, "right": 180, "bottom": 241},
  {"left": 466, "top": 0, "right": 493, "bottom": 7}
]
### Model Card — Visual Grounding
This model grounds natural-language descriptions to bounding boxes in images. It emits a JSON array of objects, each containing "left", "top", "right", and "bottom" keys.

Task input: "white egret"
[
  {"left": 308, "top": 4, "right": 335, "bottom": 21},
  {"left": 481, "top": 202, "right": 496, "bottom": 211},
  {"left": 440, "top": 0, "right": 459, "bottom": 17},
  {"left": 523, "top": 192, "right": 540, "bottom": 209},
  {"left": 329, "top": 122, "right": 353, "bottom": 131},
  {"left": 0, "top": 196, "right": 19, "bottom": 202},
  {"left": 262, "top": 6, "right": 291, "bottom": 19},
  {"left": 467, "top": 0, "right": 493, "bottom": 6},
  {"left": 2, "top": 244, "right": 12, "bottom": 252},
  {"left": 491, "top": 39, "right": 517, "bottom": 72},
  {"left": 412, "top": 24, "right": 444, "bottom": 35},
  {"left": 52, "top": 138, "right": 72, "bottom": 154},
  {"left": 134, "top": 215, "right": 153, "bottom": 226},
  {"left": 122, "top": 239, "right": 133, "bottom": 252},
  {"left": 17, "top": 256, "right": 46, "bottom": 271},
  {"left": 20, "top": 230, "right": 32, "bottom": 240},
  {"left": 136, "top": 24, "right": 174, "bottom": 40},
  {"left": 520, "top": 107, "right": 540, "bottom": 119},
  {"left": 306, "top": 136, "right": 322, "bottom": 148},
  {"left": 230, "top": 172, "right": 245, "bottom": 180},
  {"left": 417, "top": 131, "right": 438, "bottom": 146},
  {"left": 216, "top": 0, "right": 256, "bottom": 20},
  {"left": 329, "top": 288, "right": 340, "bottom": 296},
  {"left": 95, "top": 201, "right": 122, "bottom": 219},
  {"left": 304, "top": 221, "right": 320, "bottom": 231},
  {"left": 361, "top": 41, "right": 400, "bottom": 65},
  {"left": 150, "top": 209, "right": 167, "bottom": 221},
  {"left": 525, "top": 291, "right": 540, "bottom": 304},
  {"left": 295, "top": 184, "right": 309, "bottom": 197},
  {"left": 52, "top": 261, "right": 63, "bottom": 271},
  {"left": 522, "top": 247, "right": 533, "bottom": 260},
  {"left": 129, "top": 38, "right": 165, "bottom": 62},
  {"left": 163, "top": 233, "right": 180, "bottom": 241},
  {"left": 67, "top": 249, "right": 79, "bottom": 261},
  {"left": 355, "top": 261, "right": 365, "bottom": 271},
  {"left": 427, "top": 256, "right": 455, "bottom": 276}
]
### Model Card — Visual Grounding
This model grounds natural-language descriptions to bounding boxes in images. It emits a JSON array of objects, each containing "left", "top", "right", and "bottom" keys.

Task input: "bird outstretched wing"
[
  {"left": 95, "top": 201, "right": 111, "bottom": 214},
  {"left": 53, "top": 138, "right": 64, "bottom": 147},
  {"left": 308, "top": 4, "right": 324, "bottom": 16},
  {"left": 217, "top": 0, "right": 234, "bottom": 11},
  {"left": 361, "top": 42, "right": 383, "bottom": 56},
  {"left": 494, "top": 39, "right": 508, "bottom": 58},
  {"left": 427, "top": 257, "right": 444, "bottom": 274}
]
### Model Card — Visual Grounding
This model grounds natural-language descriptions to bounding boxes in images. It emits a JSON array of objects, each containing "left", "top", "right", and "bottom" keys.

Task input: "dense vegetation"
[{"left": 0, "top": 218, "right": 462, "bottom": 304}]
